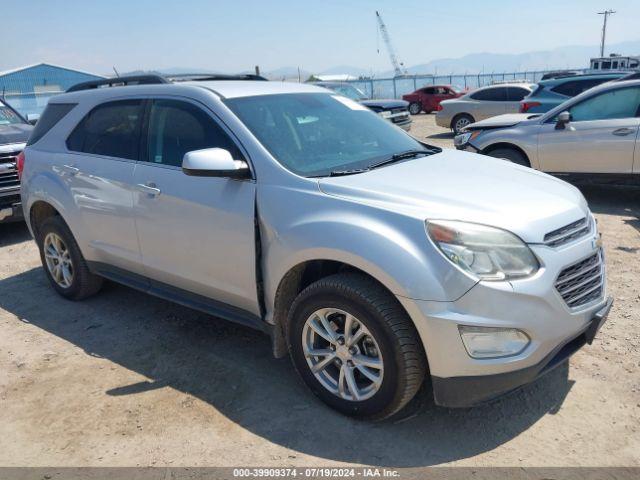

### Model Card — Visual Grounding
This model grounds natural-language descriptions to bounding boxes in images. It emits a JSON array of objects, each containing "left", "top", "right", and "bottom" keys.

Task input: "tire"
[
  {"left": 408, "top": 102, "right": 422, "bottom": 115},
  {"left": 288, "top": 273, "right": 427, "bottom": 420},
  {"left": 486, "top": 147, "right": 530, "bottom": 167},
  {"left": 451, "top": 113, "right": 474, "bottom": 134},
  {"left": 37, "top": 215, "right": 103, "bottom": 300}
]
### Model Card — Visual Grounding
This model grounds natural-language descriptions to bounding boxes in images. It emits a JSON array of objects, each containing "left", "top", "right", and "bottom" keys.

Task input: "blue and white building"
[{"left": 0, "top": 63, "right": 104, "bottom": 116}]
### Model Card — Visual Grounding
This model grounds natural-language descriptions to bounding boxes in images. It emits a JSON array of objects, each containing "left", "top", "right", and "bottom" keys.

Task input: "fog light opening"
[{"left": 458, "top": 326, "right": 530, "bottom": 359}]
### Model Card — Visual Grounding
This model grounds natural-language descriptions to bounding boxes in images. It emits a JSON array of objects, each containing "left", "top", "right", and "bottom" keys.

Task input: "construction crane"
[{"left": 376, "top": 11, "right": 407, "bottom": 77}]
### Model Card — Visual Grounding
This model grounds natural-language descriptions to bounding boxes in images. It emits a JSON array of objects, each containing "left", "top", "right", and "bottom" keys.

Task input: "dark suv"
[
  {"left": 311, "top": 82, "right": 412, "bottom": 131},
  {"left": 0, "top": 98, "right": 33, "bottom": 222}
]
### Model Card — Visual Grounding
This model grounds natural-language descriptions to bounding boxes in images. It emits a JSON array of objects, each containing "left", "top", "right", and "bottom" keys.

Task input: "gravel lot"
[{"left": 0, "top": 114, "right": 639, "bottom": 468}]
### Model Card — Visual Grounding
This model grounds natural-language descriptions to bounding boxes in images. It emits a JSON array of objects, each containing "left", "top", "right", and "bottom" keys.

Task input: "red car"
[{"left": 402, "top": 85, "right": 464, "bottom": 115}]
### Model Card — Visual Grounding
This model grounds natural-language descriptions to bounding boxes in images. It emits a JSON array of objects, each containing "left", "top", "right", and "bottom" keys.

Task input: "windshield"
[
  {"left": 226, "top": 93, "right": 429, "bottom": 177},
  {"left": 325, "top": 84, "right": 368, "bottom": 101},
  {"left": 0, "top": 105, "right": 24, "bottom": 126}
]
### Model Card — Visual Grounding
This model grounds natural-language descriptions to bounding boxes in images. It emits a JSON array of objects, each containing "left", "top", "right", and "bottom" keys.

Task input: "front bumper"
[
  {"left": 431, "top": 297, "right": 612, "bottom": 407},
  {"left": 396, "top": 229, "right": 610, "bottom": 407},
  {"left": 0, "top": 195, "right": 23, "bottom": 223}
]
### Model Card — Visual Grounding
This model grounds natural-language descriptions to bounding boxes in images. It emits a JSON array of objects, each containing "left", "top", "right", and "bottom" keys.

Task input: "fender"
[
  {"left": 22, "top": 166, "right": 88, "bottom": 249},
  {"left": 258, "top": 185, "right": 477, "bottom": 324}
]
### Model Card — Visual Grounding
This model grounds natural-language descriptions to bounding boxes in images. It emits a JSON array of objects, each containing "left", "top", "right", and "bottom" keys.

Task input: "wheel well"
[
  {"left": 29, "top": 201, "right": 60, "bottom": 239},
  {"left": 270, "top": 260, "right": 392, "bottom": 358},
  {"left": 481, "top": 143, "right": 531, "bottom": 166}
]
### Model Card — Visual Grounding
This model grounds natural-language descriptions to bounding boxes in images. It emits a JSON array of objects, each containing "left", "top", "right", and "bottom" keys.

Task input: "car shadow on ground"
[
  {"left": 0, "top": 222, "right": 31, "bottom": 248},
  {"left": 579, "top": 184, "right": 640, "bottom": 234},
  {"left": 426, "top": 132, "right": 455, "bottom": 140},
  {"left": 1, "top": 266, "right": 573, "bottom": 467}
]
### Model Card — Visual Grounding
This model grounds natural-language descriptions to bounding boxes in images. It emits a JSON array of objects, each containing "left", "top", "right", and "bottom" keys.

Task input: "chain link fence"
[{"left": 345, "top": 70, "right": 582, "bottom": 99}]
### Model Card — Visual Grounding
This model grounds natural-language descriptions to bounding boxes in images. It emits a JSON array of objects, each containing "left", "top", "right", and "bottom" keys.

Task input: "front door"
[
  {"left": 538, "top": 86, "right": 640, "bottom": 173},
  {"left": 132, "top": 98, "right": 259, "bottom": 315}
]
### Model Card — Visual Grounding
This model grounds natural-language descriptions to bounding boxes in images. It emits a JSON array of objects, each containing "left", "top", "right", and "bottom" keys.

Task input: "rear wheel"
[
  {"left": 288, "top": 273, "right": 427, "bottom": 420},
  {"left": 451, "top": 113, "right": 474, "bottom": 134},
  {"left": 408, "top": 102, "right": 422, "bottom": 115},
  {"left": 37, "top": 216, "right": 103, "bottom": 300},
  {"left": 486, "top": 147, "right": 530, "bottom": 167}
]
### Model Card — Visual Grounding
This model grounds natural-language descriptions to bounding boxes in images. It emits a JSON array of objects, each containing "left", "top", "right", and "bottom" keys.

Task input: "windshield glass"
[
  {"left": 0, "top": 105, "right": 24, "bottom": 126},
  {"left": 226, "top": 93, "right": 428, "bottom": 177},
  {"left": 324, "top": 84, "right": 368, "bottom": 101}
]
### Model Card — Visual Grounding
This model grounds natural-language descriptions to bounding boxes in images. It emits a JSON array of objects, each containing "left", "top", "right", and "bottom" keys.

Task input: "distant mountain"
[{"left": 386, "top": 40, "right": 640, "bottom": 76}]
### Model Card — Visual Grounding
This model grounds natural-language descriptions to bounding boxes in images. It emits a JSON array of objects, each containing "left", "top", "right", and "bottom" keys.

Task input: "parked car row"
[
  {"left": 454, "top": 78, "right": 640, "bottom": 182},
  {"left": 16, "top": 73, "right": 612, "bottom": 420}
]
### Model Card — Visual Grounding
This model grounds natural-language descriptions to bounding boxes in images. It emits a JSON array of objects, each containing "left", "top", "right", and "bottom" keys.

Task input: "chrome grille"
[
  {"left": 0, "top": 151, "right": 20, "bottom": 193},
  {"left": 544, "top": 217, "right": 591, "bottom": 247},
  {"left": 555, "top": 251, "right": 604, "bottom": 308}
]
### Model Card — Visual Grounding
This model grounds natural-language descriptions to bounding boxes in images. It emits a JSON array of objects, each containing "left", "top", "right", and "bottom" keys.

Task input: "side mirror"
[
  {"left": 555, "top": 111, "right": 571, "bottom": 130},
  {"left": 182, "top": 148, "right": 251, "bottom": 179},
  {"left": 26, "top": 113, "right": 40, "bottom": 125}
]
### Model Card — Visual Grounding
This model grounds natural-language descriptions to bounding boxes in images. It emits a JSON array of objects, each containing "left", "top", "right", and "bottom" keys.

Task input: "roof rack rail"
[
  {"left": 166, "top": 73, "right": 268, "bottom": 82},
  {"left": 66, "top": 75, "right": 169, "bottom": 92}
]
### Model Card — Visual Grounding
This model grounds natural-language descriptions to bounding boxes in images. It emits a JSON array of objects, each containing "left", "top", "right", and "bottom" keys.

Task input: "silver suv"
[{"left": 21, "top": 75, "right": 612, "bottom": 420}]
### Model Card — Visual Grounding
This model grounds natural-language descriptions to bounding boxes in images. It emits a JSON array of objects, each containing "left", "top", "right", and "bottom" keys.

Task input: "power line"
[{"left": 597, "top": 9, "right": 616, "bottom": 57}]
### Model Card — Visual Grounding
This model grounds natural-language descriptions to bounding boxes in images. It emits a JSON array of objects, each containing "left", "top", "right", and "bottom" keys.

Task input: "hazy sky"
[{"left": 3, "top": 0, "right": 640, "bottom": 75}]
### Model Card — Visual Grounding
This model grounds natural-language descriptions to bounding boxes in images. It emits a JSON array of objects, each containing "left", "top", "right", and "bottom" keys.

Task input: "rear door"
[
  {"left": 469, "top": 87, "right": 510, "bottom": 120},
  {"left": 538, "top": 86, "right": 640, "bottom": 173},
  {"left": 64, "top": 99, "right": 145, "bottom": 273},
  {"left": 132, "top": 97, "right": 259, "bottom": 315}
]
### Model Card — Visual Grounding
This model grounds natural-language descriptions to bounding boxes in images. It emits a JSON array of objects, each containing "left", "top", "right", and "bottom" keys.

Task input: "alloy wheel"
[
  {"left": 454, "top": 117, "right": 471, "bottom": 133},
  {"left": 302, "top": 308, "right": 384, "bottom": 401},
  {"left": 43, "top": 232, "right": 74, "bottom": 288}
]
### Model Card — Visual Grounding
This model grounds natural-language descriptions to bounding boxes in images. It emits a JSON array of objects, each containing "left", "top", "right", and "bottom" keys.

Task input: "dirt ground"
[{"left": 0, "top": 114, "right": 639, "bottom": 468}]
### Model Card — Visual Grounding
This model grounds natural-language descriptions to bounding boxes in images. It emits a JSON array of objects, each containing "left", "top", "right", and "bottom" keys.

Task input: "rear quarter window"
[{"left": 27, "top": 103, "right": 76, "bottom": 146}]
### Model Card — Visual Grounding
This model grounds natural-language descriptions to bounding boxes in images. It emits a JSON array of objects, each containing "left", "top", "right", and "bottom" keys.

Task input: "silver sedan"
[{"left": 436, "top": 83, "right": 535, "bottom": 134}]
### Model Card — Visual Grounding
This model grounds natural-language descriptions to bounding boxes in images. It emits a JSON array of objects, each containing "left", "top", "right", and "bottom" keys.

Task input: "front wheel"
[
  {"left": 288, "top": 273, "right": 427, "bottom": 420},
  {"left": 408, "top": 102, "right": 422, "bottom": 115},
  {"left": 486, "top": 147, "right": 530, "bottom": 167}
]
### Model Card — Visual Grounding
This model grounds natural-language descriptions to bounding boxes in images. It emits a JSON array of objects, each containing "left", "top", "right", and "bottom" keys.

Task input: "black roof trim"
[
  {"left": 166, "top": 73, "right": 268, "bottom": 82},
  {"left": 66, "top": 75, "right": 169, "bottom": 92}
]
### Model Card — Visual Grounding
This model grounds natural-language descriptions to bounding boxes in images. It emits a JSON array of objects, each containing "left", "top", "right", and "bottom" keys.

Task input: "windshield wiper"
[
  {"left": 369, "top": 149, "right": 432, "bottom": 170},
  {"left": 329, "top": 168, "right": 370, "bottom": 177}
]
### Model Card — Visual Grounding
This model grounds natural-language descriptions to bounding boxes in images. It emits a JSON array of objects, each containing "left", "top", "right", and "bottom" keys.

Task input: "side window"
[
  {"left": 27, "top": 103, "right": 76, "bottom": 146},
  {"left": 569, "top": 87, "right": 640, "bottom": 122},
  {"left": 146, "top": 99, "right": 242, "bottom": 167},
  {"left": 67, "top": 100, "right": 144, "bottom": 160},
  {"left": 470, "top": 87, "right": 508, "bottom": 101},
  {"left": 422, "top": 87, "right": 435, "bottom": 95},
  {"left": 507, "top": 87, "right": 530, "bottom": 101},
  {"left": 552, "top": 79, "right": 607, "bottom": 97}
]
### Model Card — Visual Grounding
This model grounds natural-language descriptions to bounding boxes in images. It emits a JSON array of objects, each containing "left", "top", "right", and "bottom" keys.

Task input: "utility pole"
[{"left": 598, "top": 9, "right": 616, "bottom": 57}]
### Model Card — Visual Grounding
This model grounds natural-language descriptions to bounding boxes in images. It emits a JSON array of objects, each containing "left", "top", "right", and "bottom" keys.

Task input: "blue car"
[{"left": 519, "top": 72, "right": 628, "bottom": 113}]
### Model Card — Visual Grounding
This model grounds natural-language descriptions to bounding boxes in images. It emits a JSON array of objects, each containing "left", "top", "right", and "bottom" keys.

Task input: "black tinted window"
[
  {"left": 146, "top": 99, "right": 242, "bottom": 167},
  {"left": 470, "top": 87, "right": 508, "bottom": 101},
  {"left": 28, "top": 103, "right": 76, "bottom": 146},
  {"left": 67, "top": 100, "right": 143, "bottom": 160},
  {"left": 507, "top": 87, "right": 531, "bottom": 101},
  {"left": 551, "top": 79, "right": 609, "bottom": 97}
]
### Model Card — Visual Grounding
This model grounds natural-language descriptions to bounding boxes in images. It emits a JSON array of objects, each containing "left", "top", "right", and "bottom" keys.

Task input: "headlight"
[
  {"left": 426, "top": 220, "right": 539, "bottom": 281},
  {"left": 453, "top": 130, "right": 481, "bottom": 147},
  {"left": 379, "top": 111, "right": 392, "bottom": 118},
  {"left": 459, "top": 326, "right": 530, "bottom": 358}
]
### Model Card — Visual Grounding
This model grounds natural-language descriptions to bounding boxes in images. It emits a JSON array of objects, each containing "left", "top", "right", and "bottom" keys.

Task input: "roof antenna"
[{"left": 112, "top": 67, "right": 120, "bottom": 78}]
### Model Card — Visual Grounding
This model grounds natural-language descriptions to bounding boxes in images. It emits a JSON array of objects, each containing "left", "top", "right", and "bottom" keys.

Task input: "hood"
[
  {"left": 360, "top": 99, "right": 408, "bottom": 110},
  {"left": 467, "top": 113, "right": 541, "bottom": 130},
  {"left": 318, "top": 150, "right": 588, "bottom": 244},
  {"left": 0, "top": 123, "right": 33, "bottom": 145}
]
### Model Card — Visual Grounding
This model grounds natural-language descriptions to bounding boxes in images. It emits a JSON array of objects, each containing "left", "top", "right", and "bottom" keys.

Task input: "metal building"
[{"left": 0, "top": 63, "right": 104, "bottom": 117}]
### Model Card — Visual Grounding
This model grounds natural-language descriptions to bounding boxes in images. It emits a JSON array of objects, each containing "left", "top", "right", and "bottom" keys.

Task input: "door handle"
[
  {"left": 61, "top": 164, "right": 80, "bottom": 176},
  {"left": 136, "top": 183, "right": 161, "bottom": 197},
  {"left": 612, "top": 127, "right": 636, "bottom": 136}
]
